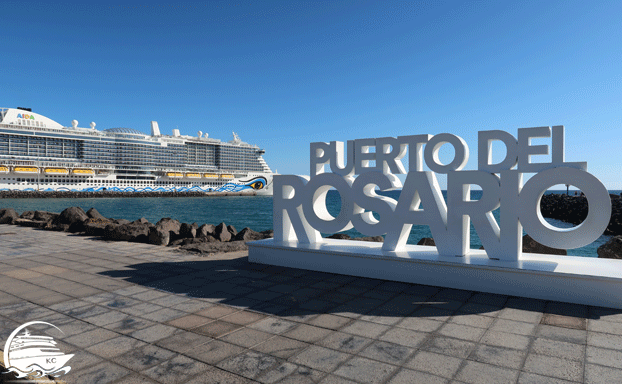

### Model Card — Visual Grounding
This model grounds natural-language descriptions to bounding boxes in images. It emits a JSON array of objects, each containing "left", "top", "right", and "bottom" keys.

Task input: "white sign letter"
[
  {"left": 447, "top": 171, "right": 501, "bottom": 257},
  {"left": 424, "top": 133, "right": 469, "bottom": 174},
  {"left": 351, "top": 172, "right": 401, "bottom": 236},
  {"left": 302, "top": 173, "right": 361, "bottom": 234},
  {"left": 383, "top": 172, "right": 449, "bottom": 253},
  {"left": 518, "top": 167, "right": 611, "bottom": 249},
  {"left": 478, "top": 130, "right": 518, "bottom": 173},
  {"left": 273, "top": 175, "right": 321, "bottom": 243}
]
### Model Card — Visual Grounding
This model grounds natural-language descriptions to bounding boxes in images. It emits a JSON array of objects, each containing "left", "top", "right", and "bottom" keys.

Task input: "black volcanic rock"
[
  {"left": 14, "top": 219, "right": 48, "bottom": 228},
  {"left": 19, "top": 211, "right": 35, "bottom": 220},
  {"left": 53, "top": 207, "right": 89, "bottom": 227},
  {"left": 327, "top": 233, "right": 351, "bottom": 240},
  {"left": 179, "top": 240, "right": 248, "bottom": 255},
  {"left": 180, "top": 222, "right": 199, "bottom": 239},
  {"left": 197, "top": 224, "right": 216, "bottom": 238},
  {"left": 522, "top": 234, "right": 567, "bottom": 255},
  {"left": 0, "top": 208, "right": 19, "bottom": 224},
  {"left": 86, "top": 208, "right": 107, "bottom": 221},
  {"left": 227, "top": 225, "right": 238, "bottom": 237},
  {"left": 169, "top": 235, "right": 219, "bottom": 247},
  {"left": 214, "top": 222, "right": 232, "bottom": 242},
  {"left": 597, "top": 236, "right": 622, "bottom": 259},
  {"left": 540, "top": 194, "right": 622, "bottom": 236},
  {"left": 82, "top": 218, "right": 113, "bottom": 237},
  {"left": 104, "top": 221, "right": 154, "bottom": 243},
  {"left": 33, "top": 211, "right": 58, "bottom": 222},
  {"left": 234, "top": 227, "right": 264, "bottom": 242},
  {"left": 353, "top": 236, "right": 384, "bottom": 242},
  {"left": 148, "top": 218, "right": 181, "bottom": 246},
  {"left": 417, "top": 237, "right": 436, "bottom": 246}
]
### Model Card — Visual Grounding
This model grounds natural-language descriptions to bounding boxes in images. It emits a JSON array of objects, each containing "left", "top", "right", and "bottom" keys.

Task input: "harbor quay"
[{"left": 0, "top": 227, "right": 621, "bottom": 383}]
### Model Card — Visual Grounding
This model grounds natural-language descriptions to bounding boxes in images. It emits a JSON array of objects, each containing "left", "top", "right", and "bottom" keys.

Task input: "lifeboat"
[
  {"left": 166, "top": 172, "right": 183, "bottom": 178},
  {"left": 220, "top": 174, "right": 234, "bottom": 179},
  {"left": 186, "top": 173, "right": 201, "bottom": 178},
  {"left": 14, "top": 167, "right": 39, "bottom": 174},
  {"left": 203, "top": 173, "right": 218, "bottom": 178},
  {"left": 0, "top": 166, "right": 8, "bottom": 173},
  {"left": 44, "top": 168, "right": 69, "bottom": 175},
  {"left": 72, "top": 168, "right": 95, "bottom": 175},
  {"left": 97, "top": 169, "right": 111, "bottom": 175}
]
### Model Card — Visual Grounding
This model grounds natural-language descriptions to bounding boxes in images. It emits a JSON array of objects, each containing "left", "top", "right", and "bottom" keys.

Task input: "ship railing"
[
  {"left": 0, "top": 159, "right": 266, "bottom": 174},
  {"left": 0, "top": 160, "right": 114, "bottom": 169},
  {"left": 0, "top": 124, "right": 104, "bottom": 136}
]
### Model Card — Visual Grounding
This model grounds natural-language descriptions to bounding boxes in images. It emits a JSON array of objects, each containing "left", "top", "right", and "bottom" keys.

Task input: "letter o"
[
  {"left": 518, "top": 167, "right": 611, "bottom": 249},
  {"left": 424, "top": 133, "right": 469, "bottom": 174},
  {"left": 302, "top": 173, "right": 357, "bottom": 233}
]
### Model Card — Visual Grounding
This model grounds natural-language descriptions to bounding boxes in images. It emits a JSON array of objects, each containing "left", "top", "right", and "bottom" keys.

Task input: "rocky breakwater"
[
  {"left": 539, "top": 193, "right": 622, "bottom": 259},
  {"left": 0, "top": 206, "right": 272, "bottom": 256},
  {"left": 540, "top": 193, "right": 622, "bottom": 236},
  {"left": 597, "top": 236, "right": 622, "bottom": 260}
]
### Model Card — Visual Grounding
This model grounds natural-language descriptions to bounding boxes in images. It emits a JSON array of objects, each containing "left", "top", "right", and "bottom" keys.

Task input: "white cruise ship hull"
[
  {"left": 0, "top": 172, "right": 273, "bottom": 195},
  {"left": 0, "top": 107, "right": 275, "bottom": 195}
]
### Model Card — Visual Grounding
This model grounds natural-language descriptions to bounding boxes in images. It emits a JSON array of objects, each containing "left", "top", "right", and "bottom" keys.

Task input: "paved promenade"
[{"left": 0, "top": 226, "right": 621, "bottom": 383}]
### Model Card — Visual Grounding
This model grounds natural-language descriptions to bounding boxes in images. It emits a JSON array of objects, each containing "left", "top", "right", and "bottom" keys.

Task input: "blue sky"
[{"left": 3, "top": 1, "right": 621, "bottom": 189}]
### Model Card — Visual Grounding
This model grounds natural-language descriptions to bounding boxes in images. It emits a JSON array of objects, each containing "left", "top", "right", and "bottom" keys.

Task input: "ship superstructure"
[{"left": 0, "top": 107, "right": 273, "bottom": 194}]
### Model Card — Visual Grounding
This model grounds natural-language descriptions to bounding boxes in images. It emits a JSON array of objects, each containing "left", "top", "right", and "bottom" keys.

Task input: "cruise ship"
[{"left": 0, "top": 107, "right": 274, "bottom": 195}]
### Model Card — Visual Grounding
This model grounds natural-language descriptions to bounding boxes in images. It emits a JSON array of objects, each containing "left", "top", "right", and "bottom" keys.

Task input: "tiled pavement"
[{"left": 0, "top": 226, "right": 621, "bottom": 383}]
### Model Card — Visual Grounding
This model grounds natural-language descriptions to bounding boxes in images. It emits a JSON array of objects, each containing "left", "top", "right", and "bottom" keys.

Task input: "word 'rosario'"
[{"left": 274, "top": 126, "right": 611, "bottom": 261}]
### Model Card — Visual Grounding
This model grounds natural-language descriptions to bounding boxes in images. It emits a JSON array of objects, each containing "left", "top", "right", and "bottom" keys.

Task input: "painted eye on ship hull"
[
  {"left": 249, "top": 181, "right": 264, "bottom": 190},
  {"left": 241, "top": 177, "right": 267, "bottom": 190}
]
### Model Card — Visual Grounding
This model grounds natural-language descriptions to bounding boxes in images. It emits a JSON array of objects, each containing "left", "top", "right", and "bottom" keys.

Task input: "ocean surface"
[{"left": 2, "top": 190, "right": 619, "bottom": 258}]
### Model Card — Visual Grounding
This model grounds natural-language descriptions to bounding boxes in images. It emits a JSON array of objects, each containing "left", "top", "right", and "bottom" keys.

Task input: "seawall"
[
  {"left": 0, "top": 190, "right": 257, "bottom": 198},
  {"left": 541, "top": 193, "right": 621, "bottom": 236}
]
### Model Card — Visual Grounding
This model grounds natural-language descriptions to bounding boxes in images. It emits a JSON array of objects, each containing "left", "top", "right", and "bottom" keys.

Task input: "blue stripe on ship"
[{"left": 0, "top": 183, "right": 257, "bottom": 193}]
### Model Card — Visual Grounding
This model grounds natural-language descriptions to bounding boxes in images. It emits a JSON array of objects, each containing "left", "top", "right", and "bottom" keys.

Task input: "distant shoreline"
[{"left": 0, "top": 190, "right": 258, "bottom": 198}]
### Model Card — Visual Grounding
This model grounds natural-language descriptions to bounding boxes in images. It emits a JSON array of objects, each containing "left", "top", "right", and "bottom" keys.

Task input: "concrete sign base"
[{"left": 248, "top": 238, "right": 622, "bottom": 309}]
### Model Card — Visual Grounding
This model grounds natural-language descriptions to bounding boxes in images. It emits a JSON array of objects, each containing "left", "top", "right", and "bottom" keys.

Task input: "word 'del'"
[{"left": 274, "top": 126, "right": 611, "bottom": 261}]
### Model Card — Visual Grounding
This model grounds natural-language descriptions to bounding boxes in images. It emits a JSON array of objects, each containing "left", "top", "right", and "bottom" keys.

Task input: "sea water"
[{"left": 1, "top": 190, "right": 619, "bottom": 257}]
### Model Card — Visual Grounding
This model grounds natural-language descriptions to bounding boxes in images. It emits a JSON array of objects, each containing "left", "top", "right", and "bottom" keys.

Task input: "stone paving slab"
[{"left": 0, "top": 226, "right": 622, "bottom": 383}]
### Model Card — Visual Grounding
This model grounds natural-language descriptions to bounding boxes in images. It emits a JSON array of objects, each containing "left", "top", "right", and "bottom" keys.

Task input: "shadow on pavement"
[{"left": 98, "top": 255, "right": 616, "bottom": 320}]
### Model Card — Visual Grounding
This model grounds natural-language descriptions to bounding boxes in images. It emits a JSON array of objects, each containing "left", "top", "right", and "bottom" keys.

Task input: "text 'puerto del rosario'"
[{"left": 274, "top": 126, "right": 612, "bottom": 261}]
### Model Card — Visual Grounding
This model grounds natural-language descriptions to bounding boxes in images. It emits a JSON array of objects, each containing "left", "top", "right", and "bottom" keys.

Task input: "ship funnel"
[
  {"left": 198, "top": 131, "right": 203, "bottom": 138},
  {"left": 71, "top": 120, "right": 78, "bottom": 128},
  {"left": 151, "top": 121, "right": 161, "bottom": 136}
]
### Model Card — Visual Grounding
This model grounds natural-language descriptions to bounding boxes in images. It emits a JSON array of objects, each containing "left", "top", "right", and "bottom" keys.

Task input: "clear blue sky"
[{"left": 3, "top": 1, "right": 621, "bottom": 189}]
